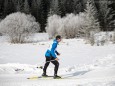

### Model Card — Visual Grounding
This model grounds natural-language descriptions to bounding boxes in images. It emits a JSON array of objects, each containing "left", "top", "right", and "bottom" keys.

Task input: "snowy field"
[{"left": 0, "top": 33, "right": 115, "bottom": 86}]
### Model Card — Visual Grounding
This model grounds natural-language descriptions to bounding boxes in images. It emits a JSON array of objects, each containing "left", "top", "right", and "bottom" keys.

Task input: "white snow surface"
[{"left": 0, "top": 33, "right": 115, "bottom": 86}]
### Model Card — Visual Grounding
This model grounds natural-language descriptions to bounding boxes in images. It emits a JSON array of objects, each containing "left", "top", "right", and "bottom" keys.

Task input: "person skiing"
[{"left": 42, "top": 35, "right": 62, "bottom": 79}]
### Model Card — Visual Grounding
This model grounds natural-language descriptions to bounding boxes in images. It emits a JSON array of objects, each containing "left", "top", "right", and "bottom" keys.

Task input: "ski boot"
[
  {"left": 53, "top": 74, "right": 61, "bottom": 79},
  {"left": 42, "top": 73, "right": 48, "bottom": 77}
]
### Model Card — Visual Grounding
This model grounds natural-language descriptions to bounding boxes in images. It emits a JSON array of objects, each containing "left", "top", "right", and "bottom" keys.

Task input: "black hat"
[{"left": 56, "top": 35, "right": 61, "bottom": 40}]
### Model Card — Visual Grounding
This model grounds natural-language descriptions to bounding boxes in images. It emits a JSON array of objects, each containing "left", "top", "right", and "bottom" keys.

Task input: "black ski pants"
[{"left": 43, "top": 56, "right": 59, "bottom": 75}]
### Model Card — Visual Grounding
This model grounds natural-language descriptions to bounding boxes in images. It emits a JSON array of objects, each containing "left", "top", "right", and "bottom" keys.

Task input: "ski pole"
[
  {"left": 46, "top": 60, "right": 56, "bottom": 63},
  {"left": 36, "top": 60, "right": 56, "bottom": 69}
]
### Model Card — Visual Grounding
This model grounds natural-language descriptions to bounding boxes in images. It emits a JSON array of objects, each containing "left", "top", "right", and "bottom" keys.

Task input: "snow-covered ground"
[{"left": 0, "top": 33, "right": 115, "bottom": 86}]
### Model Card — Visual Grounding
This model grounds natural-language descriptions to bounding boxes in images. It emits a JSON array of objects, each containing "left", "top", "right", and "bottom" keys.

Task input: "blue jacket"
[{"left": 45, "top": 39, "right": 59, "bottom": 58}]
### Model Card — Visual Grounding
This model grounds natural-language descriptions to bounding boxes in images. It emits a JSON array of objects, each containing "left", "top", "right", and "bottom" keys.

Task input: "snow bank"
[
  {"left": 0, "top": 54, "right": 115, "bottom": 76},
  {"left": 0, "top": 34, "right": 115, "bottom": 86},
  {"left": 25, "top": 33, "right": 49, "bottom": 42},
  {"left": 0, "top": 33, "right": 49, "bottom": 43},
  {"left": 81, "top": 82, "right": 115, "bottom": 86},
  {"left": 94, "top": 54, "right": 115, "bottom": 67},
  {"left": 0, "top": 63, "right": 42, "bottom": 74},
  {"left": 94, "top": 32, "right": 115, "bottom": 45},
  {"left": 0, "top": 36, "right": 10, "bottom": 43}
]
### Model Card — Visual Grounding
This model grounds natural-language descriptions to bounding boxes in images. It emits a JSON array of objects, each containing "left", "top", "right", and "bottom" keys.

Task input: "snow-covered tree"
[
  {"left": 46, "top": 14, "right": 61, "bottom": 39},
  {"left": 84, "top": 0, "right": 100, "bottom": 43},
  {"left": 58, "top": 13, "right": 85, "bottom": 38},
  {"left": 0, "top": 12, "right": 40, "bottom": 43},
  {"left": 61, "top": 14, "right": 76, "bottom": 38},
  {"left": 113, "top": 29, "right": 115, "bottom": 43},
  {"left": 46, "top": 13, "right": 86, "bottom": 39}
]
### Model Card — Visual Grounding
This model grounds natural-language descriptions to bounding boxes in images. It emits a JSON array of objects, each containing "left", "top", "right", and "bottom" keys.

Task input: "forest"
[{"left": 0, "top": 0, "right": 115, "bottom": 32}]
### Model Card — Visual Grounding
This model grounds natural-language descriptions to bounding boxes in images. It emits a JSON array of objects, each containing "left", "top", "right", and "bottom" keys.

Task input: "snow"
[
  {"left": 94, "top": 31, "right": 115, "bottom": 45},
  {"left": 0, "top": 33, "right": 115, "bottom": 86}
]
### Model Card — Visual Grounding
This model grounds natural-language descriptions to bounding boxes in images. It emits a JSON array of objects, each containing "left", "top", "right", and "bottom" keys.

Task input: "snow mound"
[
  {"left": 0, "top": 55, "right": 115, "bottom": 78},
  {"left": 0, "top": 63, "right": 41, "bottom": 74},
  {"left": 81, "top": 82, "right": 115, "bottom": 86},
  {"left": 25, "top": 33, "right": 49, "bottom": 42},
  {"left": 94, "top": 54, "right": 115, "bottom": 67},
  {"left": 94, "top": 32, "right": 115, "bottom": 45}
]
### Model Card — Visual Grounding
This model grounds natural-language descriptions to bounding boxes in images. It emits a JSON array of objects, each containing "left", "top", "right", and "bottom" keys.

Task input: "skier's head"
[{"left": 56, "top": 35, "right": 62, "bottom": 42}]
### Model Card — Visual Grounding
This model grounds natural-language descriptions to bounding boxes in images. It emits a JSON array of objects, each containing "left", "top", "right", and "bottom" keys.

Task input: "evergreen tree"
[
  {"left": 58, "top": 0, "right": 66, "bottom": 17},
  {"left": 16, "top": 0, "right": 23, "bottom": 12},
  {"left": 23, "top": 0, "right": 30, "bottom": 14},
  {"left": 98, "top": 0, "right": 115, "bottom": 31},
  {"left": 31, "top": 0, "right": 41, "bottom": 21},
  {"left": 4, "top": 0, "right": 10, "bottom": 16},
  {"left": 49, "top": 0, "right": 61, "bottom": 16},
  {"left": 73, "top": 0, "right": 84, "bottom": 14},
  {"left": 3, "top": 0, "right": 15, "bottom": 17},
  {"left": 39, "top": 0, "right": 46, "bottom": 32},
  {"left": 65, "top": 0, "right": 74, "bottom": 14},
  {"left": 0, "top": 0, "right": 4, "bottom": 18},
  {"left": 13, "top": 0, "right": 23, "bottom": 12},
  {"left": 85, "top": 0, "right": 100, "bottom": 38}
]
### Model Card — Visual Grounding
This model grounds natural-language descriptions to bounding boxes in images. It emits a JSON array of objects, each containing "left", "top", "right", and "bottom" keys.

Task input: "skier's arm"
[
  {"left": 51, "top": 42, "right": 57, "bottom": 58},
  {"left": 55, "top": 50, "right": 60, "bottom": 55}
]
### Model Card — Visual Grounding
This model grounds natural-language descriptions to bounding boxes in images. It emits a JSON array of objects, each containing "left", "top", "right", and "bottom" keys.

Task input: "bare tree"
[
  {"left": 0, "top": 12, "right": 40, "bottom": 43},
  {"left": 46, "top": 14, "right": 61, "bottom": 39},
  {"left": 46, "top": 13, "right": 86, "bottom": 39}
]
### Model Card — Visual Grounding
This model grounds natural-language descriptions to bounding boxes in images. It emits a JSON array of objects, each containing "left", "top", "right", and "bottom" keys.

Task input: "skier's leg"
[
  {"left": 43, "top": 57, "right": 50, "bottom": 75},
  {"left": 51, "top": 59, "right": 59, "bottom": 75}
]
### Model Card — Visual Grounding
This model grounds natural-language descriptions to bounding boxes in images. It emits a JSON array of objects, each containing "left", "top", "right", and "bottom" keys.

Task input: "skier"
[{"left": 42, "top": 35, "right": 62, "bottom": 79}]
